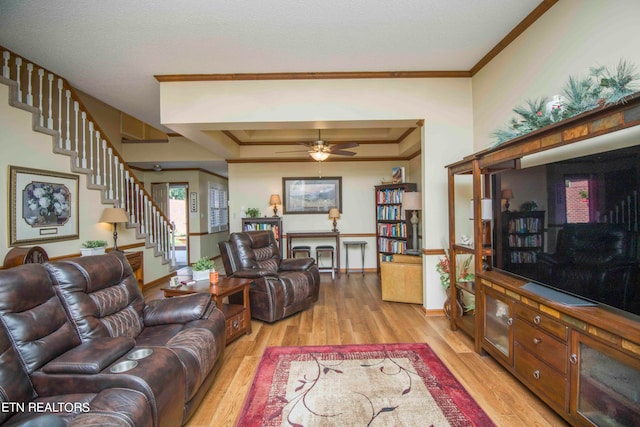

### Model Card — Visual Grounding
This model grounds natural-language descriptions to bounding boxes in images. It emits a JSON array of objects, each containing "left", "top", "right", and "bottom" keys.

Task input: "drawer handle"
[
  {"left": 506, "top": 317, "right": 513, "bottom": 326},
  {"left": 233, "top": 320, "right": 239, "bottom": 329},
  {"left": 534, "top": 315, "right": 541, "bottom": 325},
  {"left": 533, "top": 370, "right": 540, "bottom": 380},
  {"left": 533, "top": 337, "right": 541, "bottom": 344},
  {"left": 570, "top": 354, "right": 578, "bottom": 365}
]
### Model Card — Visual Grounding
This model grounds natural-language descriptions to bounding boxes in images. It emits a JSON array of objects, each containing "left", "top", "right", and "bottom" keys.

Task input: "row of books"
[
  {"left": 508, "top": 234, "right": 542, "bottom": 248},
  {"left": 377, "top": 222, "right": 407, "bottom": 238},
  {"left": 376, "top": 205, "right": 406, "bottom": 221},
  {"left": 378, "top": 238, "right": 407, "bottom": 254},
  {"left": 243, "top": 223, "right": 279, "bottom": 239},
  {"left": 508, "top": 217, "right": 542, "bottom": 233},
  {"left": 509, "top": 250, "right": 538, "bottom": 264},
  {"left": 376, "top": 188, "right": 406, "bottom": 204}
]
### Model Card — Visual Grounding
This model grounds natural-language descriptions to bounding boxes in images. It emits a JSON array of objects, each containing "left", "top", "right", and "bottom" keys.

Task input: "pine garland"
[{"left": 491, "top": 59, "right": 640, "bottom": 146}]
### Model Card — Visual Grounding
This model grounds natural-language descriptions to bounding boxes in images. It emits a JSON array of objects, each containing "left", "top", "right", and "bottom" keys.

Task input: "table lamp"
[
  {"left": 328, "top": 208, "right": 340, "bottom": 232},
  {"left": 469, "top": 198, "right": 493, "bottom": 247},
  {"left": 99, "top": 207, "right": 129, "bottom": 251},
  {"left": 269, "top": 194, "right": 281, "bottom": 217},
  {"left": 403, "top": 191, "right": 422, "bottom": 255},
  {"left": 501, "top": 189, "right": 514, "bottom": 212}
]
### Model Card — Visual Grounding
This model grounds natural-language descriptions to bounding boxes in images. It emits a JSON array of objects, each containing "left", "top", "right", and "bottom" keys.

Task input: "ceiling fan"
[{"left": 279, "top": 130, "right": 359, "bottom": 161}]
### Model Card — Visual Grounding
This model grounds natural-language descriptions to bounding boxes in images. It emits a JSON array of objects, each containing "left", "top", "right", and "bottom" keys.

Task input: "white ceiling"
[{"left": 0, "top": 0, "right": 546, "bottom": 175}]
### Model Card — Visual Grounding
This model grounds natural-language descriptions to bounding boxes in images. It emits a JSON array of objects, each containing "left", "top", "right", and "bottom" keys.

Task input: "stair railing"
[{"left": 1, "top": 47, "right": 175, "bottom": 265}]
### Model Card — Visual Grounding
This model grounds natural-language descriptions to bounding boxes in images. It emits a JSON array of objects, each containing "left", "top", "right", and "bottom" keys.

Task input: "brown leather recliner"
[
  {"left": 0, "top": 252, "right": 226, "bottom": 427},
  {"left": 0, "top": 261, "right": 153, "bottom": 427},
  {"left": 45, "top": 252, "right": 226, "bottom": 424},
  {"left": 219, "top": 230, "right": 320, "bottom": 323}
]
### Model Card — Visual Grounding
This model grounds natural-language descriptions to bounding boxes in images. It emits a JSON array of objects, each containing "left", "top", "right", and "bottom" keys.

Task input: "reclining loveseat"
[
  {"left": 219, "top": 230, "right": 320, "bottom": 323},
  {"left": 0, "top": 252, "right": 225, "bottom": 427}
]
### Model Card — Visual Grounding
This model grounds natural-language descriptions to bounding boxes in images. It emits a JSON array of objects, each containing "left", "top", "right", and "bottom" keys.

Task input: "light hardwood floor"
[{"left": 144, "top": 272, "right": 569, "bottom": 427}]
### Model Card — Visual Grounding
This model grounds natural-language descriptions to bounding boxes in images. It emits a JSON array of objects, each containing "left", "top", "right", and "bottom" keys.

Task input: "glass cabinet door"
[
  {"left": 483, "top": 288, "right": 513, "bottom": 363},
  {"left": 571, "top": 331, "right": 640, "bottom": 426}
]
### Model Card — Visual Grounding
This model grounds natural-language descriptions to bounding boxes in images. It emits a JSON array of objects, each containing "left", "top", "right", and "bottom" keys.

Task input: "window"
[{"left": 208, "top": 183, "right": 228, "bottom": 233}]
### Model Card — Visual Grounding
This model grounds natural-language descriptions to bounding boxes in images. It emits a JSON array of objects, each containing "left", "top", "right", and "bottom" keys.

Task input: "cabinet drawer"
[
  {"left": 515, "top": 344, "right": 567, "bottom": 410},
  {"left": 515, "top": 320, "right": 567, "bottom": 374},
  {"left": 514, "top": 303, "right": 567, "bottom": 341},
  {"left": 225, "top": 308, "right": 247, "bottom": 341}
]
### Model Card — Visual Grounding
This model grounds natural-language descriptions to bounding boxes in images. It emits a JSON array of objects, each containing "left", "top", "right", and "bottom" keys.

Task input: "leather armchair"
[
  {"left": 536, "top": 223, "right": 638, "bottom": 312},
  {"left": 219, "top": 230, "right": 320, "bottom": 323}
]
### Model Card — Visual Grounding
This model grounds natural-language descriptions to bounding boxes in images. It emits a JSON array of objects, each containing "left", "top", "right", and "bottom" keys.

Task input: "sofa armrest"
[
  {"left": 42, "top": 337, "right": 135, "bottom": 374},
  {"left": 143, "top": 292, "right": 213, "bottom": 325},
  {"left": 279, "top": 257, "right": 315, "bottom": 271},
  {"left": 231, "top": 268, "right": 277, "bottom": 279}
]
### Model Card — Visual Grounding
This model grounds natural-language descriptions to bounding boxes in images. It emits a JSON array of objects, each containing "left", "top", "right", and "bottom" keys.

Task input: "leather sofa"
[
  {"left": 0, "top": 252, "right": 225, "bottom": 427},
  {"left": 219, "top": 230, "right": 320, "bottom": 323},
  {"left": 536, "top": 223, "right": 639, "bottom": 312}
]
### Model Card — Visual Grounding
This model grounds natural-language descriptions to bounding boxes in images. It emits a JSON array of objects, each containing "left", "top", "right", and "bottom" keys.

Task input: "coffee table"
[{"left": 161, "top": 276, "right": 252, "bottom": 343}]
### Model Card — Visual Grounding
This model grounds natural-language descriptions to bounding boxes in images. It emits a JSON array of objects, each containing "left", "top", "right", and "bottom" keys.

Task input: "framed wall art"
[
  {"left": 9, "top": 166, "right": 79, "bottom": 245},
  {"left": 282, "top": 176, "right": 342, "bottom": 214}
]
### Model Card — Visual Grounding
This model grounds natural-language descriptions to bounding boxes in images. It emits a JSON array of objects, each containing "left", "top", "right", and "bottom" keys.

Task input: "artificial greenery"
[
  {"left": 82, "top": 240, "right": 108, "bottom": 248},
  {"left": 245, "top": 208, "right": 261, "bottom": 218},
  {"left": 492, "top": 59, "right": 640, "bottom": 146},
  {"left": 193, "top": 257, "right": 215, "bottom": 271},
  {"left": 519, "top": 201, "right": 538, "bottom": 212}
]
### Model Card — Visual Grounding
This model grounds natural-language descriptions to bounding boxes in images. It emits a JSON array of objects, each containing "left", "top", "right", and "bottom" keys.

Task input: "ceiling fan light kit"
[{"left": 310, "top": 151, "right": 331, "bottom": 161}]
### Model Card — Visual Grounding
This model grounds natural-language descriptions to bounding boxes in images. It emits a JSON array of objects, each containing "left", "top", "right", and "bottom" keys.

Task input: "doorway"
[{"left": 151, "top": 182, "right": 189, "bottom": 267}]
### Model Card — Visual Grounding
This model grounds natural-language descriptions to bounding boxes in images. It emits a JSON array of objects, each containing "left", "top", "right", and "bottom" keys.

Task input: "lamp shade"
[
  {"left": 328, "top": 208, "right": 340, "bottom": 219},
  {"left": 269, "top": 194, "right": 281, "bottom": 205},
  {"left": 402, "top": 192, "right": 422, "bottom": 211},
  {"left": 99, "top": 207, "right": 129, "bottom": 223},
  {"left": 469, "top": 199, "right": 493, "bottom": 221},
  {"left": 501, "top": 189, "right": 514, "bottom": 200}
]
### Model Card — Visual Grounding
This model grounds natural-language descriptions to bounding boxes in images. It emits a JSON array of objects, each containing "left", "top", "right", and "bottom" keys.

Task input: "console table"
[{"left": 286, "top": 231, "right": 340, "bottom": 277}]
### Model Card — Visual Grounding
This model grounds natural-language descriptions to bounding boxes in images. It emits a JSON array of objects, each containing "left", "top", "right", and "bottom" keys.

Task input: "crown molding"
[{"left": 155, "top": 1, "right": 557, "bottom": 83}]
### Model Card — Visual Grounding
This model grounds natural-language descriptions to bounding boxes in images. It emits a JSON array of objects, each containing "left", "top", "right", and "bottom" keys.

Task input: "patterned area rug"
[{"left": 237, "top": 343, "right": 495, "bottom": 426}]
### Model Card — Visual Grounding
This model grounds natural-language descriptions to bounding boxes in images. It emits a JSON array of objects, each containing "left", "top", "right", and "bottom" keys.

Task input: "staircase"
[{"left": 1, "top": 47, "right": 176, "bottom": 267}]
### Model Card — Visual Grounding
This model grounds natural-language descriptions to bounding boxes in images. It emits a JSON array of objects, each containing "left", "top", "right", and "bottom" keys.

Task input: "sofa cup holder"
[
  {"left": 109, "top": 360, "right": 138, "bottom": 373},
  {"left": 127, "top": 348, "right": 153, "bottom": 360}
]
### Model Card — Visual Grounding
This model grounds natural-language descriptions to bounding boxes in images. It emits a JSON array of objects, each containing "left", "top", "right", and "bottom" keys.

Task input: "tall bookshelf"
[
  {"left": 501, "top": 210, "right": 545, "bottom": 277},
  {"left": 375, "top": 182, "right": 417, "bottom": 272},
  {"left": 241, "top": 217, "right": 283, "bottom": 256}
]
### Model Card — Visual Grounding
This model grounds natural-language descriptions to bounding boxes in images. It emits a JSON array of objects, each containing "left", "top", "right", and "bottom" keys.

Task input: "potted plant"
[
  {"left": 192, "top": 257, "right": 215, "bottom": 281},
  {"left": 245, "top": 208, "right": 261, "bottom": 218},
  {"left": 81, "top": 240, "right": 108, "bottom": 256}
]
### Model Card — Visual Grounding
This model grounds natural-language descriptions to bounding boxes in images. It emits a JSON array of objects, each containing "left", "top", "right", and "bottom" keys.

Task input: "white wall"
[
  {"left": 162, "top": 77, "right": 474, "bottom": 310},
  {"left": 472, "top": 0, "right": 640, "bottom": 151},
  {"left": 229, "top": 160, "right": 414, "bottom": 271}
]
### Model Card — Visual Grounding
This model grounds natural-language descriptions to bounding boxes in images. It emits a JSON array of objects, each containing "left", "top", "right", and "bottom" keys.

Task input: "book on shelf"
[{"left": 243, "top": 223, "right": 279, "bottom": 239}]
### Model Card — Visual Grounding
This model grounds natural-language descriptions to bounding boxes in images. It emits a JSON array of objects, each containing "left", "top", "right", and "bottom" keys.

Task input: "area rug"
[{"left": 237, "top": 343, "right": 495, "bottom": 426}]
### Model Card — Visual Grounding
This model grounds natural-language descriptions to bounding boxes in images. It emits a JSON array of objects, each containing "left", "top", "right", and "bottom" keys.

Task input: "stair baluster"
[{"left": 1, "top": 47, "right": 175, "bottom": 266}]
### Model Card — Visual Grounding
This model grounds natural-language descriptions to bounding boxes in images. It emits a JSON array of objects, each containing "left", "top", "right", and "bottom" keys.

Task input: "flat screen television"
[{"left": 490, "top": 138, "right": 640, "bottom": 319}]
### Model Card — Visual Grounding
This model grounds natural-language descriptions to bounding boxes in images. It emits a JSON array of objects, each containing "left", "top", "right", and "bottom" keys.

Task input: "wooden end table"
[{"left": 161, "top": 277, "right": 252, "bottom": 343}]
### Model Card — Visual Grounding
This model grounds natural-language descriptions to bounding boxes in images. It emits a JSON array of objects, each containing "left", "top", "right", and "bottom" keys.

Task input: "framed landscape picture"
[
  {"left": 282, "top": 177, "right": 342, "bottom": 214},
  {"left": 9, "top": 166, "right": 79, "bottom": 245}
]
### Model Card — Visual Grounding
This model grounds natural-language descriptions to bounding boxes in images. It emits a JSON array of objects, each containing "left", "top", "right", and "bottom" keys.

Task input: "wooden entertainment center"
[{"left": 447, "top": 93, "right": 640, "bottom": 426}]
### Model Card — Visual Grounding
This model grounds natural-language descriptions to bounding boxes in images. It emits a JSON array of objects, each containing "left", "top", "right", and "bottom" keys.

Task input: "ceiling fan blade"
[
  {"left": 330, "top": 142, "right": 359, "bottom": 150},
  {"left": 330, "top": 150, "right": 357, "bottom": 156},
  {"left": 275, "top": 149, "right": 311, "bottom": 154}
]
